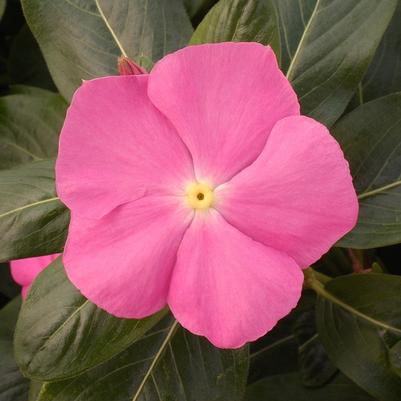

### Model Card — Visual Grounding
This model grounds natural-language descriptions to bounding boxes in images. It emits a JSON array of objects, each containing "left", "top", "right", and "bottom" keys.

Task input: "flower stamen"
[{"left": 186, "top": 182, "right": 214, "bottom": 210}]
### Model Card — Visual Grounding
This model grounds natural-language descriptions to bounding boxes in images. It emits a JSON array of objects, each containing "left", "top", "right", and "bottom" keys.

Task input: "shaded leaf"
[
  {"left": 0, "top": 0, "right": 5, "bottom": 21},
  {"left": 190, "top": 0, "right": 280, "bottom": 58},
  {"left": 249, "top": 324, "right": 298, "bottom": 383},
  {"left": 377, "top": 243, "right": 401, "bottom": 275},
  {"left": 0, "top": 264, "right": 19, "bottom": 299},
  {"left": 98, "top": 0, "right": 193, "bottom": 69},
  {"left": 249, "top": 290, "right": 316, "bottom": 383},
  {"left": 272, "top": 0, "right": 316, "bottom": 71},
  {"left": 0, "top": 297, "right": 29, "bottom": 401},
  {"left": 35, "top": 315, "right": 249, "bottom": 401},
  {"left": 0, "top": 86, "right": 66, "bottom": 169},
  {"left": 276, "top": 0, "right": 397, "bottom": 126},
  {"left": 334, "top": 94, "right": 401, "bottom": 248},
  {"left": 316, "top": 273, "right": 401, "bottom": 401},
  {"left": 313, "top": 248, "right": 353, "bottom": 277},
  {"left": 294, "top": 307, "right": 337, "bottom": 387},
  {"left": 0, "top": 159, "right": 69, "bottom": 262},
  {"left": 245, "top": 372, "right": 375, "bottom": 401},
  {"left": 22, "top": 0, "right": 192, "bottom": 101},
  {"left": 15, "top": 257, "right": 166, "bottom": 381},
  {"left": 0, "top": 0, "right": 24, "bottom": 36},
  {"left": 183, "top": 0, "right": 218, "bottom": 20},
  {"left": 361, "top": 0, "right": 401, "bottom": 102},
  {"left": 8, "top": 24, "right": 56, "bottom": 91},
  {"left": 28, "top": 381, "right": 42, "bottom": 401}
]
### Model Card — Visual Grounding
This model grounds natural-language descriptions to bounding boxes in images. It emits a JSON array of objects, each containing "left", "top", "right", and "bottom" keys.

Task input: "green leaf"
[
  {"left": 315, "top": 273, "right": 401, "bottom": 401},
  {"left": 245, "top": 372, "right": 375, "bottom": 401},
  {"left": 249, "top": 290, "right": 316, "bottom": 383},
  {"left": 294, "top": 304, "right": 337, "bottom": 387},
  {"left": 333, "top": 94, "right": 401, "bottom": 248},
  {"left": 276, "top": 0, "right": 397, "bottom": 126},
  {"left": 0, "top": 297, "right": 30, "bottom": 401},
  {"left": 22, "top": 0, "right": 193, "bottom": 101},
  {"left": 190, "top": 0, "right": 280, "bottom": 58},
  {"left": 361, "top": 1, "right": 401, "bottom": 102},
  {"left": 0, "top": 0, "right": 6, "bottom": 21},
  {"left": 15, "top": 257, "right": 167, "bottom": 381},
  {"left": 0, "top": 297, "right": 20, "bottom": 337},
  {"left": 183, "top": 0, "right": 218, "bottom": 19},
  {"left": 35, "top": 315, "right": 249, "bottom": 401},
  {"left": 0, "top": 264, "right": 20, "bottom": 299},
  {"left": 0, "top": 86, "right": 67, "bottom": 169},
  {"left": 8, "top": 25, "right": 56, "bottom": 91},
  {"left": 97, "top": 0, "right": 193, "bottom": 64},
  {"left": 272, "top": 0, "right": 315, "bottom": 72},
  {"left": 28, "top": 381, "right": 43, "bottom": 401},
  {"left": 313, "top": 248, "right": 353, "bottom": 277},
  {"left": 249, "top": 288, "right": 336, "bottom": 387},
  {"left": 249, "top": 318, "right": 298, "bottom": 383},
  {"left": 0, "top": 159, "right": 69, "bottom": 262}
]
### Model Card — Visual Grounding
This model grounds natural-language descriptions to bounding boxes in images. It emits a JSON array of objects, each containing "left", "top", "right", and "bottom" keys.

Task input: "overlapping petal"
[
  {"left": 55, "top": 43, "right": 359, "bottom": 349},
  {"left": 63, "top": 196, "right": 193, "bottom": 318},
  {"left": 215, "top": 116, "right": 359, "bottom": 268},
  {"left": 168, "top": 210, "right": 303, "bottom": 348},
  {"left": 56, "top": 75, "right": 194, "bottom": 219},
  {"left": 10, "top": 254, "right": 59, "bottom": 298},
  {"left": 148, "top": 42, "right": 300, "bottom": 185}
]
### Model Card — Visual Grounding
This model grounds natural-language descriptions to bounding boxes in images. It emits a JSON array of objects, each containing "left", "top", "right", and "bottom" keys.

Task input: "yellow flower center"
[{"left": 186, "top": 182, "right": 214, "bottom": 210}]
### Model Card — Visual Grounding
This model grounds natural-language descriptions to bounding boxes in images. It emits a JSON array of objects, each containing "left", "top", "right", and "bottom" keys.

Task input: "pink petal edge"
[
  {"left": 168, "top": 210, "right": 303, "bottom": 348},
  {"left": 215, "top": 115, "right": 359, "bottom": 268},
  {"left": 148, "top": 42, "right": 300, "bottom": 185},
  {"left": 56, "top": 75, "right": 194, "bottom": 219},
  {"left": 64, "top": 196, "right": 193, "bottom": 318},
  {"left": 10, "top": 254, "right": 59, "bottom": 299}
]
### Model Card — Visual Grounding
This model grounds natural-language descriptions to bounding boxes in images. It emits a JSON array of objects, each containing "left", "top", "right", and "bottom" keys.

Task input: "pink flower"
[
  {"left": 56, "top": 43, "right": 358, "bottom": 348},
  {"left": 10, "top": 254, "right": 59, "bottom": 299}
]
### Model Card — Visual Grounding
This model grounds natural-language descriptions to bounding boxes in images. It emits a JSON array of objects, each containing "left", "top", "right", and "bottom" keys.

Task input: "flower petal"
[
  {"left": 215, "top": 116, "right": 359, "bottom": 268},
  {"left": 11, "top": 254, "right": 59, "bottom": 299},
  {"left": 56, "top": 75, "right": 194, "bottom": 219},
  {"left": 168, "top": 210, "right": 303, "bottom": 348},
  {"left": 21, "top": 286, "right": 29, "bottom": 300},
  {"left": 64, "top": 196, "right": 193, "bottom": 318},
  {"left": 148, "top": 42, "right": 299, "bottom": 185},
  {"left": 10, "top": 254, "right": 58, "bottom": 287}
]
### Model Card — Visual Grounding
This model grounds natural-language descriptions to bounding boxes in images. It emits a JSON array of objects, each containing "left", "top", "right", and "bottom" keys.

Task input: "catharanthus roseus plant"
[
  {"left": 2, "top": 0, "right": 401, "bottom": 400},
  {"left": 56, "top": 43, "right": 358, "bottom": 348}
]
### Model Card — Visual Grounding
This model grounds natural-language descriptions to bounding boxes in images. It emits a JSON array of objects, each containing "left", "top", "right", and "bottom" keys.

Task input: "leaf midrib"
[
  {"left": 94, "top": 0, "right": 128, "bottom": 57},
  {"left": 131, "top": 320, "right": 179, "bottom": 401},
  {"left": 28, "top": 299, "right": 90, "bottom": 373},
  {"left": 286, "top": 0, "right": 321, "bottom": 80},
  {"left": 358, "top": 179, "right": 401, "bottom": 200},
  {"left": 314, "top": 280, "right": 401, "bottom": 334},
  {"left": 0, "top": 139, "right": 42, "bottom": 160},
  {"left": 0, "top": 197, "right": 60, "bottom": 220}
]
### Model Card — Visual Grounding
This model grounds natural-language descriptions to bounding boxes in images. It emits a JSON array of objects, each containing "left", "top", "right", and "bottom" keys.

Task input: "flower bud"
[{"left": 118, "top": 56, "right": 147, "bottom": 75}]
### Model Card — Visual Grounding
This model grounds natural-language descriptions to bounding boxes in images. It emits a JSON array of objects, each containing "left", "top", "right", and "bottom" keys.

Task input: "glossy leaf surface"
[
  {"left": 334, "top": 94, "right": 401, "bottom": 248},
  {"left": 15, "top": 258, "right": 166, "bottom": 381},
  {"left": 190, "top": 0, "right": 280, "bottom": 58},
  {"left": 34, "top": 316, "right": 249, "bottom": 401},
  {"left": 277, "top": 0, "right": 397, "bottom": 126},
  {"left": 22, "top": 0, "right": 192, "bottom": 100},
  {"left": 0, "top": 160, "right": 68, "bottom": 262},
  {"left": 316, "top": 274, "right": 401, "bottom": 401}
]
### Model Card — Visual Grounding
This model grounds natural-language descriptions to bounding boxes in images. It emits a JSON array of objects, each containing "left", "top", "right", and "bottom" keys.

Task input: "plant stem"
[{"left": 303, "top": 267, "right": 331, "bottom": 289}]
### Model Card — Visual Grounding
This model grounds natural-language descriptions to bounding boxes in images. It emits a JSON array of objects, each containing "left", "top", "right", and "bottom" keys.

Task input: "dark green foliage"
[
  {"left": 1, "top": 0, "right": 401, "bottom": 400},
  {"left": 0, "top": 298, "right": 29, "bottom": 401}
]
